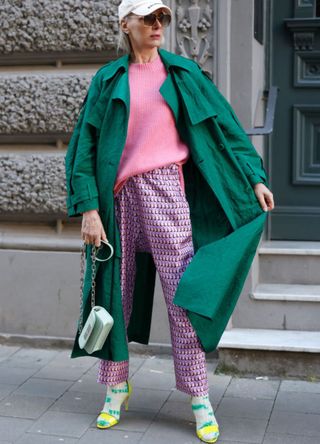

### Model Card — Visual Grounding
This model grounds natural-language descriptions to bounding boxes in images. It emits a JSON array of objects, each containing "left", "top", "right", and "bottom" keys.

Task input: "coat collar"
[
  {"left": 97, "top": 48, "right": 217, "bottom": 125},
  {"left": 100, "top": 47, "right": 194, "bottom": 81}
]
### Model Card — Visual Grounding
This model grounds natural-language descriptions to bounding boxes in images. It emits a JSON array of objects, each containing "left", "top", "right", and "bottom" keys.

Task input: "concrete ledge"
[
  {"left": 219, "top": 328, "right": 320, "bottom": 353},
  {"left": 217, "top": 348, "right": 320, "bottom": 379},
  {"left": 0, "top": 234, "right": 81, "bottom": 252},
  {"left": 0, "top": 333, "right": 218, "bottom": 360}
]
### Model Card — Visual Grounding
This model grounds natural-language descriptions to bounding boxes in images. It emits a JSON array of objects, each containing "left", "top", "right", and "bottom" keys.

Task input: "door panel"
[{"left": 270, "top": 0, "right": 320, "bottom": 240}]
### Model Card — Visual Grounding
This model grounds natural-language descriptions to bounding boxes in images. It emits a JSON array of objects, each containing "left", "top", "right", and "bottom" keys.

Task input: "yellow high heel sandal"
[
  {"left": 196, "top": 422, "right": 220, "bottom": 443},
  {"left": 96, "top": 380, "right": 132, "bottom": 429}
]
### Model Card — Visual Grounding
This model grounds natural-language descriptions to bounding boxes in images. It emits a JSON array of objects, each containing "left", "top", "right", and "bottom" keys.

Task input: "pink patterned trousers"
[{"left": 97, "top": 162, "right": 209, "bottom": 396}]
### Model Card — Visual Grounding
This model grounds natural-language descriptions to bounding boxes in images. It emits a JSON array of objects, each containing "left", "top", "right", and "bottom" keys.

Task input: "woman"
[{"left": 65, "top": 0, "right": 274, "bottom": 442}]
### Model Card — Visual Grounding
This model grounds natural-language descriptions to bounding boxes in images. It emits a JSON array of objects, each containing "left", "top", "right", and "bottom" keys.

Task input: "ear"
[{"left": 120, "top": 18, "right": 129, "bottom": 34}]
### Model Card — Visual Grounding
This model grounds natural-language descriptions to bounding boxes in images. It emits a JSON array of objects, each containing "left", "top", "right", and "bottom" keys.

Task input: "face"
[{"left": 120, "top": 7, "right": 170, "bottom": 51}]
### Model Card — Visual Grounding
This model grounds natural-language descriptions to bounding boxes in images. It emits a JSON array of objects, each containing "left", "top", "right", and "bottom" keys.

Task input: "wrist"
[{"left": 82, "top": 209, "right": 99, "bottom": 215}]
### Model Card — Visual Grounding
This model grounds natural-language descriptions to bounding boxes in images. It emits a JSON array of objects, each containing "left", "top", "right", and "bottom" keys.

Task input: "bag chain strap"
[{"left": 78, "top": 243, "right": 102, "bottom": 334}]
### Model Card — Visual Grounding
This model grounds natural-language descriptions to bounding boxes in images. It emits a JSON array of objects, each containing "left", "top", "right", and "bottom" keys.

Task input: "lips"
[{"left": 151, "top": 34, "right": 161, "bottom": 38}]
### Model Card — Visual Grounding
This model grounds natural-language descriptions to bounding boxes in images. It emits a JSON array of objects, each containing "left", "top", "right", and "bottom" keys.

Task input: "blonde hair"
[
  {"left": 117, "top": 15, "right": 166, "bottom": 55},
  {"left": 117, "top": 17, "right": 132, "bottom": 54}
]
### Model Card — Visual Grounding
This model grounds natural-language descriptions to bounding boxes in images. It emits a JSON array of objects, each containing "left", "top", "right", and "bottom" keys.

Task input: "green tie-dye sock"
[
  {"left": 102, "top": 381, "right": 129, "bottom": 420},
  {"left": 191, "top": 394, "right": 219, "bottom": 439}
]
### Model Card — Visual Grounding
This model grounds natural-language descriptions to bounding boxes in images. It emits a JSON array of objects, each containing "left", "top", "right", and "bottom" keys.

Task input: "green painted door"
[{"left": 269, "top": 0, "right": 320, "bottom": 240}]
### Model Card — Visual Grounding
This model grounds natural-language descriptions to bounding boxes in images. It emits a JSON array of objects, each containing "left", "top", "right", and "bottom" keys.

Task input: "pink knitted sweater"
[{"left": 113, "top": 52, "right": 190, "bottom": 196}]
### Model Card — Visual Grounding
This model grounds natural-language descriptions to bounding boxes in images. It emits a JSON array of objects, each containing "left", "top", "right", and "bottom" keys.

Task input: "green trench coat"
[{"left": 65, "top": 48, "right": 269, "bottom": 361}]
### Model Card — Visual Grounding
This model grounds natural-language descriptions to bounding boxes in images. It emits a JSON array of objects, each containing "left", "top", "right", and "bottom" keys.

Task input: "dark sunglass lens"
[
  {"left": 160, "top": 13, "right": 171, "bottom": 26},
  {"left": 144, "top": 14, "right": 156, "bottom": 26},
  {"left": 143, "top": 12, "right": 171, "bottom": 26}
]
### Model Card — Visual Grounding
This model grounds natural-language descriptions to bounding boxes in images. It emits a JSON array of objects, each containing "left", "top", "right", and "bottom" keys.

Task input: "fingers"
[
  {"left": 101, "top": 226, "right": 107, "bottom": 241},
  {"left": 258, "top": 193, "right": 268, "bottom": 212},
  {"left": 81, "top": 212, "right": 105, "bottom": 247},
  {"left": 266, "top": 193, "right": 275, "bottom": 210},
  {"left": 257, "top": 189, "right": 274, "bottom": 212}
]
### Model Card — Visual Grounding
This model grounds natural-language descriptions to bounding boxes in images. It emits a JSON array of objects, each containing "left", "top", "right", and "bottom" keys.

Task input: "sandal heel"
[{"left": 96, "top": 379, "right": 132, "bottom": 429}]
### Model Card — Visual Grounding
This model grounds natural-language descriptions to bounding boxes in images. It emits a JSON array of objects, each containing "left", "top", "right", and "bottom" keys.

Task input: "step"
[
  {"left": 234, "top": 285, "right": 320, "bottom": 330},
  {"left": 259, "top": 240, "right": 320, "bottom": 255},
  {"left": 217, "top": 328, "right": 320, "bottom": 378},
  {"left": 259, "top": 241, "right": 320, "bottom": 285},
  {"left": 219, "top": 328, "right": 320, "bottom": 353},
  {"left": 251, "top": 283, "right": 320, "bottom": 302}
]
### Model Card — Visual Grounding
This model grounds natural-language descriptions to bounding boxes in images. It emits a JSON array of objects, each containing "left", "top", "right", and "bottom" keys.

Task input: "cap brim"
[{"left": 131, "top": 4, "right": 172, "bottom": 16}]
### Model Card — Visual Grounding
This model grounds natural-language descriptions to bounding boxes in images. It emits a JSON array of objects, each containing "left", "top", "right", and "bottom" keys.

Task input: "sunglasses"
[{"left": 128, "top": 12, "right": 171, "bottom": 27}]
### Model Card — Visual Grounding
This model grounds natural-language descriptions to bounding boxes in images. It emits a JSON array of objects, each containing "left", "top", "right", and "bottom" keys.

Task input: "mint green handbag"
[{"left": 78, "top": 239, "right": 114, "bottom": 354}]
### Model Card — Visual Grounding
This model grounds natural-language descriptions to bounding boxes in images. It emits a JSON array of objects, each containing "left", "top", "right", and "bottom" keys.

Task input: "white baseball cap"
[{"left": 118, "top": 0, "right": 172, "bottom": 23}]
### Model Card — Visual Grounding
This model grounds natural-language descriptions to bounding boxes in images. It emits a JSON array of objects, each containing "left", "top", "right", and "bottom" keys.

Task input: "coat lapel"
[
  {"left": 110, "top": 67, "right": 130, "bottom": 110},
  {"left": 158, "top": 48, "right": 219, "bottom": 125},
  {"left": 159, "top": 73, "right": 180, "bottom": 122},
  {"left": 91, "top": 48, "right": 219, "bottom": 129}
]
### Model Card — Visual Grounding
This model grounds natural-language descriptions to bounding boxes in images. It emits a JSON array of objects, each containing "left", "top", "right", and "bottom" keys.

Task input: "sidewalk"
[{"left": 0, "top": 345, "right": 319, "bottom": 444}]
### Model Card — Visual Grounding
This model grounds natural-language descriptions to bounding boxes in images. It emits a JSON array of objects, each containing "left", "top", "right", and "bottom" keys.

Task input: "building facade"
[{"left": 0, "top": 0, "right": 319, "bottom": 376}]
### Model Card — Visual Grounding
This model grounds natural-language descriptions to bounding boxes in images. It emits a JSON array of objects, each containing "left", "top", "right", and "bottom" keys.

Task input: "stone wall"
[
  {"left": 0, "top": 1, "right": 118, "bottom": 54},
  {"left": 0, "top": 0, "right": 215, "bottom": 221}
]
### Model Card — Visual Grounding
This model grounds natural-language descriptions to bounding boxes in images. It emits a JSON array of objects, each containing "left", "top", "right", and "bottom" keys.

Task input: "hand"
[
  {"left": 81, "top": 209, "right": 107, "bottom": 247},
  {"left": 253, "top": 182, "right": 274, "bottom": 212}
]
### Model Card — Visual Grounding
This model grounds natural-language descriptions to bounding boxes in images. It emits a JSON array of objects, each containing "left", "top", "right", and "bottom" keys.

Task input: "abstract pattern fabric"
[{"left": 97, "top": 162, "right": 209, "bottom": 396}]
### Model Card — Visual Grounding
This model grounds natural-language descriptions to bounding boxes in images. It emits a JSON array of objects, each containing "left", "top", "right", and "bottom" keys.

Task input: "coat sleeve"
[
  {"left": 195, "top": 64, "right": 269, "bottom": 189},
  {"left": 64, "top": 72, "right": 102, "bottom": 218}
]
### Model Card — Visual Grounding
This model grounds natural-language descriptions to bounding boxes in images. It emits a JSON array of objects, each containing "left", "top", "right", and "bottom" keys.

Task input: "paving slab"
[
  {"left": 158, "top": 399, "right": 196, "bottom": 422},
  {"left": 216, "top": 397, "right": 273, "bottom": 419},
  {"left": 126, "top": 354, "right": 148, "bottom": 375},
  {"left": 224, "top": 378, "right": 280, "bottom": 400},
  {"left": 89, "top": 408, "right": 157, "bottom": 433},
  {"left": 263, "top": 433, "right": 320, "bottom": 444},
  {"left": 0, "top": 384, "right": 18, "bottom": 402},
  {"left": 48, "top": 390, "right": 103, "bottom": 415},
  {"left": 28, "top": 411, "right": 96, "bottom": 438},
  {"left": 129, "top": 367, "right": 177, "bottom": 391},
  {"left": 67, "top": 374, "right": 107, "bottom": 394},
  {"left": 32, "top": 364, "right": 90, "bottom": 381},
  {"left": 0, "top": 394, "right": 55, "bottom": 419},
  {"left": 125, "top": 386, "right": 171, "bottom": 412},
  {"left": 15, "top": 434, "right": 78, "bottom": 444},
  {"left": 14, "top": 378, "right": 73, "bottom": 399},
  {"left": 216, "top": 415, "right": 268, "bottom": 443},
  {"left": 78, "top": 428, "right": 143, "bottom": 444},
  {"left": 279, "top": 379, "right": 320, "bottom": 394},
  {"left": 138, "top": 355, "right": 175, "bottom": 374},
  {"left": 0, "top": 346, "right": 20, "bottom": 362},
  {"left": 47, "top": 351, "right": 94, "bottom": 370},
  {"left": 267, "top": 410, "right": 320, "bottom": 437},
  {"left": 0, "top": 417, "right": 33, "bottom": 442},
  {"left": 0, "top": 367, "right": 38, "bottom": 385},
  {"left": 273, "top": 390, "right": 320, "bottom": 415},
  {"left": 217, "top": 442, "right": 256, "bottom": 444},
  {"left": 0, "top": 348, "right": 59, "bottom": 369},
  {"left": 138, "top": 414, "right": 200, "bottom": 444}
]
